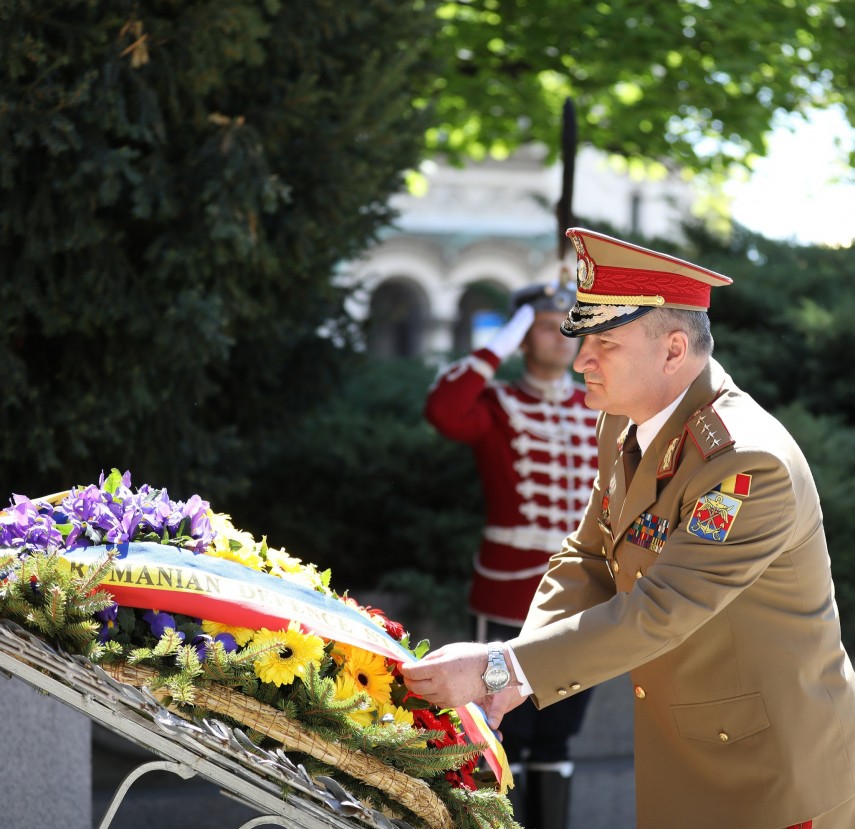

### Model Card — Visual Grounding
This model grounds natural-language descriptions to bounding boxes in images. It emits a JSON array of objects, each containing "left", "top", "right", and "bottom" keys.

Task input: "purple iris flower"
[
  {"left": 4, "top": 471, "right": 216, "bottom": 561},
  {"left": 94, "top": 603, "right": 119, "bottom": 643},
  {"left": 142, "top": 610, "right": 185, "bottom": 641},
  {"left": 182, "top": 495, "right": 214, "bottom": 552},
  {"left": 132, "top": 489, "right": 172, "bottom": 536},
  {"left": 62, "top": 485, "right": 121, "bottom": 548},
  {"left": 0, "top": 497, "right": 63, "bottom": 554},
  {"left": 160, "top": 494, "right": 213, "bottom": 552},
  {"left": 191, "top": 632, "right": 237, "bottom": 660},
  {"left": 104, "top": 509, "right": 143, "bottom": 544}
]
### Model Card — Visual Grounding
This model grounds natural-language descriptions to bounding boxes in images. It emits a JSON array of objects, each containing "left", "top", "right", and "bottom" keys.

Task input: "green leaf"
[{"left": 102, "top": 469, "right": 124, "bottom": 496}]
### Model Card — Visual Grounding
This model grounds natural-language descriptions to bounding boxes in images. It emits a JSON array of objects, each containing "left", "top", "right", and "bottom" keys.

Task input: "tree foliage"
[
  {"left": 230, "top": 356, "right": 483, "bottom": 604},
  {"left": 686, "top": 224, "right": 855, "bottom": 643},
  {"left": 427, "top": 0, "right": 854, "bottom": 173},
  {"left": 0, "top": 0, "right": 440, "bottom": 502}
]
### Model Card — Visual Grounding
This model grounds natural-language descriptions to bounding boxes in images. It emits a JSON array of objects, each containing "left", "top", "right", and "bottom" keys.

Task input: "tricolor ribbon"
[{"left": 60, "top": 542, "right": 512, "bottom": 792}]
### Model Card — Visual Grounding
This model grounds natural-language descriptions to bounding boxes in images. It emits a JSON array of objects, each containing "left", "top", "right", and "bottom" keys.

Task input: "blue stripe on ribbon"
[{"left": 61, "top": 542, "right": 414, "bottom": 662}]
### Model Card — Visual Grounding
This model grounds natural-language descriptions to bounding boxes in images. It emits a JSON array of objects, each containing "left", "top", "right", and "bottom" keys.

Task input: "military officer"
[
  {"left": 424, "top": 281, "right": 598, "bottom": 828},
  {"left": 403, "top": 227, "right": 855, "bottom": 829}
]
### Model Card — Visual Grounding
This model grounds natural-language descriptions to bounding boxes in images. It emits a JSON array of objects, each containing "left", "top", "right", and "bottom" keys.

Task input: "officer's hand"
[
  {"left": 486, "top": 303, "right": 536, "bottom": 359},
  {"left": 400, "top": 641, "right": 490, "bottom": 708},
  {"left": 480, "top": 685, "right": 528, "bottom": 730}
]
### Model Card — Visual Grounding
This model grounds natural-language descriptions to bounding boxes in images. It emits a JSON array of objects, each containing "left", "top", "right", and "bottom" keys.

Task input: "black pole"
[{"left": 555, "top": 96, "right": 578, "bottom": 267}]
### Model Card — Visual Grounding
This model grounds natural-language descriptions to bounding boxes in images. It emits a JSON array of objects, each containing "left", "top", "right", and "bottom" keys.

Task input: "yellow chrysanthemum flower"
[
  {"left": 339, "top": 646, "right": 395, "bottom": 706},
  {"left": 375, "top": 701, "right": 415, "bottom": 728},
  {"left": 252, "top": 622, "right": 325, "bottom": 687},
  {"left": 265, "top": 546, "right": 305, "bottom": 575},
  {"left": 265, "top": 546, "right": 326, "bottom": 591},
  {"left": 334, "top": 673, "right": 375, "bottom": 727},
  {"left": 330, "top": 641, "right": 354, "bottom": 668},
  {"left": 207, "top": 512, "right": 264, "bottom": 570},
  {"left": 201, "top": 619, "right": 255, "bottom": 648}
]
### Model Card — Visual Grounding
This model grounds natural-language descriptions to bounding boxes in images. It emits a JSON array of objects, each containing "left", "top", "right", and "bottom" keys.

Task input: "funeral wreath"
[{"left": 0, "top": 470, "right": 518, "bottom": 829}]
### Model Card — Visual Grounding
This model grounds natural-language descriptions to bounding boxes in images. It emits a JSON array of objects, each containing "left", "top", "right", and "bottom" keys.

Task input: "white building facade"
[{"left": 345, "top": 145, "right": 696, "bottom": 360}]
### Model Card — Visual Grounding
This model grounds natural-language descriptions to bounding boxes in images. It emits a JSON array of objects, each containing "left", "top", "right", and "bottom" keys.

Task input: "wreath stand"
[{"left": 0, "top": 619, "right": 429, "bottom": 829}]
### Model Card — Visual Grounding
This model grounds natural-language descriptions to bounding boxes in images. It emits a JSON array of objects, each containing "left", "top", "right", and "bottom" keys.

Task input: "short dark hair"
[{"left": 640, "top": 308, "right": 714, "bottom": 356}]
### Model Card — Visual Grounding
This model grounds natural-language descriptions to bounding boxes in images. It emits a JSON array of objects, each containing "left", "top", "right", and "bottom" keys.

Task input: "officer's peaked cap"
[{"left": 560, "top": 227, "right": 733, "bottom": 338}]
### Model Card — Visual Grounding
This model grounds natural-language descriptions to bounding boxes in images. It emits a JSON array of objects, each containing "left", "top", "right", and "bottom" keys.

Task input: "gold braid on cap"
[{"left": 576, "top": 291, "right": 665, "bottom": 307}]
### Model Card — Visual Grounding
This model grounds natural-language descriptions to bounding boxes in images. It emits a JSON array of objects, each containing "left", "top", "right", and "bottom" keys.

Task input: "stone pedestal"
[{"left": 0, "top": 675, "right": 92, "bottom": 829}]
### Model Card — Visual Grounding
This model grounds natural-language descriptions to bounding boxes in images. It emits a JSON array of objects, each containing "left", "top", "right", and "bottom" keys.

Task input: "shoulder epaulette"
[{"left": 685, "top": 403, "right": 734, "bottom": 460}]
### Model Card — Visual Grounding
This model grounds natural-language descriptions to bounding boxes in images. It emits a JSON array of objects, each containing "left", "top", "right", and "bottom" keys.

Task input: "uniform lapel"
[{"left": 613, "top": 360, "right": 724, "bottom": 540}]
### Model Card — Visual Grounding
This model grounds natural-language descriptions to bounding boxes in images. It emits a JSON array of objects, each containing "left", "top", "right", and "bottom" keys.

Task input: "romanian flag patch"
[
  {"left": 718, "top": 473, "right": 752, "bottom": 497},
  {"left": 687, "top": 491, "right": 742, "bottom": 542}
]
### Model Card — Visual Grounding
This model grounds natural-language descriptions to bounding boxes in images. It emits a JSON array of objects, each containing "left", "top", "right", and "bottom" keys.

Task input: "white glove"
[{"left": 486, "top": 303, "right": 535, "bottom": 359}]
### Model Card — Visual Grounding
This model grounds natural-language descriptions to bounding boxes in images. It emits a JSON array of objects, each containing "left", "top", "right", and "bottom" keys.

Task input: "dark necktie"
[{"left": 622, "top": 424, "right": 642, "bottom": 488}]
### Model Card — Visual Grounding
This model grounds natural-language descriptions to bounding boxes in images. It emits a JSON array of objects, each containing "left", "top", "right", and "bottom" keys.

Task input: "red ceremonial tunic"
[{"left": 425, "top": 348, "right": 598, "bottom": 623}]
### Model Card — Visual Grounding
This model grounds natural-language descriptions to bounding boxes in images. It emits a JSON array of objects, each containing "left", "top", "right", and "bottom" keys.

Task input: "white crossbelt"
[
  {"left": 481, "top": 524, "right": 567, "bottom": 555},
  {"left": 473, "top": 555, "right": 549, "bottom": 581}
]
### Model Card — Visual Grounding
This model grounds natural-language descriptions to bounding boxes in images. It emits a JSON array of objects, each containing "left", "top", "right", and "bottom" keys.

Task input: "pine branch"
[
  {"left": 357, "top": 730, "right": 482, "bottom": 777},
  {"left": 126, "top": 646, "right": 156, "bottom": 664},
  {"left": 443, "top": 784, "right": 522, "bottom": 829},
  {"left": 46, "top": 584, "right": 67, "bottom": 631},
  {"left": 166, "top": 673, "right": 198, "bottom": 705},
  {"left": 151, "top": 628, "right": 184, "bottom": 658}
]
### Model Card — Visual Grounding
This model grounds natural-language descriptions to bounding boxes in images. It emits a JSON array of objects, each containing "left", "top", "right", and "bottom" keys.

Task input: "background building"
[{"left": 346, "top": 145, "right": 695, "bottom": 360}]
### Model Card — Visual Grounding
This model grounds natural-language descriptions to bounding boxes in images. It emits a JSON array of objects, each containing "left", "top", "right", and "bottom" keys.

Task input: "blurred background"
[{"left": 0, "top": 1, "right": 853, "bottom": 826}]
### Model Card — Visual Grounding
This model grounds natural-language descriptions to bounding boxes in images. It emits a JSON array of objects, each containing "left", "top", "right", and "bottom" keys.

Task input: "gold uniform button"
[
  {"left": 635, "top": 570, "right": 643, "bottom": 579},
  {"left": 570, "top": 682, "right": 581, "bottom": 691},
  {"left": 601, "top": 546, "right": 607, "bottom": 556},
  {"left": 634, "top": 685, "right": 646, "bottom": 699},
  {"left": 557, "top": 688, "right": 568, "bottom": 697},
  {"left": 613, "top": 560, "right": 620, "bottom": 573},
  {"left": 718, "top": 732, "right": 729, "bottom": 743}
]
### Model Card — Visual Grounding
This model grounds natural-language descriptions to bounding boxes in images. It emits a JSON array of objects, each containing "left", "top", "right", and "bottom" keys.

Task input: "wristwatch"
[{"left": 482, "top": 643, "right": 511, "bottom": 694}]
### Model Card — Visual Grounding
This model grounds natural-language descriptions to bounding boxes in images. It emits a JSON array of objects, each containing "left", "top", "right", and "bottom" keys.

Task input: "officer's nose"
[{"left": 573, "top": 337, "right": 595, "bottom": 373}]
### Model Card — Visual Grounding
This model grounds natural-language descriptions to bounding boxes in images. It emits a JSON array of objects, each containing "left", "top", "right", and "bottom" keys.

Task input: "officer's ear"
[{"left": 663, "top": 330, "right": 690, "bottom": 374}]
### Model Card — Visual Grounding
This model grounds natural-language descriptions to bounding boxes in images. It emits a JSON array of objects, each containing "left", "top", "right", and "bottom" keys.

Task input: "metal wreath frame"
[{"left": 0, "top": 619, "right": 418, "bottom": 829}]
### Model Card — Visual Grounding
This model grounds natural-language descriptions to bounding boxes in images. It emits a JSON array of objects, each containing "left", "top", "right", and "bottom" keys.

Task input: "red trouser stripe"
[{"left": 786, "top": 822, "right": 813, "bottom": 829}]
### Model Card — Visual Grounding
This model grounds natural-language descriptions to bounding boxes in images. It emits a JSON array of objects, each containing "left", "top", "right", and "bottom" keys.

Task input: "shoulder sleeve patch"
[{"left": 685, "top": 404, "right": 734, "bottom": 460}]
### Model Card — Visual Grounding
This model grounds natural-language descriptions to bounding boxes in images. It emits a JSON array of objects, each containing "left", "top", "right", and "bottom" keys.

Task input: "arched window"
[
  {"left": 366, "top": 278, "right": 429, "bottom": 359},
  {"left": 453, "top": 281, "right": 510, "bottom": 355}
]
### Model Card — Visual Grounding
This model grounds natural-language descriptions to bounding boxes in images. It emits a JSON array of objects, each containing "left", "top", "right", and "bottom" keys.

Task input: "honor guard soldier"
[
  {"left": 405, "top": 228, "right": 855, "bottom": 829},
  {"left": 424, "top": 280, "right": 598, "bottom": 829}
]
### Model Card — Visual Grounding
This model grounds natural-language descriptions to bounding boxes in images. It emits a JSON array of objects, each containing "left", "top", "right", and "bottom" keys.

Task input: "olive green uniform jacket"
[{"left": 512, "top": 358, "right": 855, "bottom": 828}]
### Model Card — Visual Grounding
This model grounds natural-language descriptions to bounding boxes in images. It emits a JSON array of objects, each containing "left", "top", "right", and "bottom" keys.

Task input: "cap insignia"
[
  {"left": 576, "top": 257, "right": 595, "bottom": 290},
  {"left": 570, "top": 231, "right": 596, "bottom": 290}
]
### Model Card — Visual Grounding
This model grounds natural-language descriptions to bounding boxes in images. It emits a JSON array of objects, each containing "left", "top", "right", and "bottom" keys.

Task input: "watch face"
[{"left": 484, "top": 666, "right": 510, "bottom": 689}]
